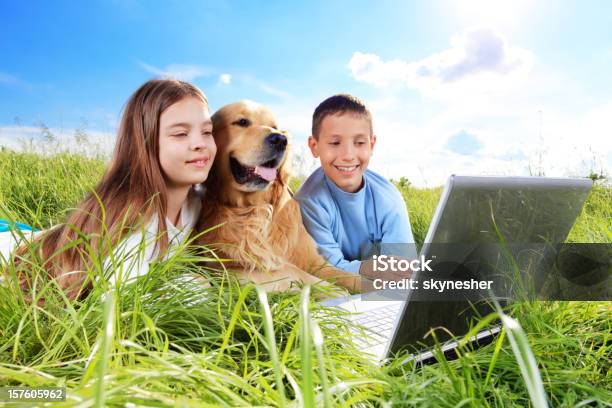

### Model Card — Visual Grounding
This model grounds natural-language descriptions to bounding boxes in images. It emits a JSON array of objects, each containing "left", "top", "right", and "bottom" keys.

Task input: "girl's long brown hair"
[{"left": 15, "top": 78, "right": 208, "bottom": 299}]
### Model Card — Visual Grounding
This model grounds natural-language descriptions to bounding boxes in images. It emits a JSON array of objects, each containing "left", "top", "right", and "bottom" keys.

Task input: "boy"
[{"left": 295, "top": 94, "right": 416, "bottom": 274}]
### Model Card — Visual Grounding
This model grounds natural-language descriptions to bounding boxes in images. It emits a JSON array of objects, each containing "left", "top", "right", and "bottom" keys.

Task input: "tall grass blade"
[
  {"left": 256, "top": 285, "right": 287, "bottom": 407},
  {"left": 95, "top": 291, "right": 115, "bottom": 408},
  {"left": 499, "top": 310, "right": 549, "bottom": 408},
  {"left": 312, "top": 319, "right": 332, "bottom": 408},
  {"left": 299, "top": 285, "right": 315, "bottom": 407}
]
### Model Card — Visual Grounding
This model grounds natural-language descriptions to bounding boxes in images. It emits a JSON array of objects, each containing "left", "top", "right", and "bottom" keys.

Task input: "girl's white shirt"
[
  {"left": 0, "top": 193, "right": 202, "bottom": 285},
  {"left": 105, "top": 193, "right": 201, "bottom": 284},
  {"left": 0, "top": 230, "right": 40, "bottom": 263}
]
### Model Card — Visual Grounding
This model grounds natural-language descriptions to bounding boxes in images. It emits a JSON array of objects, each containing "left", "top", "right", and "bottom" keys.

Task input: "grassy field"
[{"left": 0, "top": 150, "right": 610, "bottom": 407}]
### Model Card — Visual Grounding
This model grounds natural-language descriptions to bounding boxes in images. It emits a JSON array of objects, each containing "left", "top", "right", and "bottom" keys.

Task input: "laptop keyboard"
[{"left": 351, "top": 303, "right": 401, "bottom": 348}]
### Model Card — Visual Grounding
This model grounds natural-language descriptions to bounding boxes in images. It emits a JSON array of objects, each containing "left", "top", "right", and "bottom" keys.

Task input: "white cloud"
[
  {"left": 365, "top": 103, "right": 612, "bottom": 187},
  {"left": 342, "top": 26, "right": 611, "bottom": 186},
  {"left": 219, "top": 73, "right": 232, "bottom": 85},
  {"left": 348, "top": 27, "right": 533, "bottom": 100},
  {"left": 527, "top": 105, "right": 612, "bottom": 178},
  {"left": 138, "top": 61, "right": 214, "bottom": 81}
]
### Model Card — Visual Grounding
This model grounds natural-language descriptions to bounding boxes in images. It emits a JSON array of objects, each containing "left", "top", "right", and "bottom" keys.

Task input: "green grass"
[
  {"left": 1, "top": 150, "right": 610, "bottom": 407},
  {"left": 0, "top": 150, "right": 106, "bottom": 228}
]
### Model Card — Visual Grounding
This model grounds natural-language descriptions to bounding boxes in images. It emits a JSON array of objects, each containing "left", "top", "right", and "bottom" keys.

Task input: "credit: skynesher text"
[{"left": 372, "top": 278, "right": 494, "bottom": 292}]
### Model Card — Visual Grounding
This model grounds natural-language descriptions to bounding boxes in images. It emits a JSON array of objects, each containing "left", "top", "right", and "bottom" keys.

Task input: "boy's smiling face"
[{"left": 308, "top": 113, "right": 376, "bottom": 193}]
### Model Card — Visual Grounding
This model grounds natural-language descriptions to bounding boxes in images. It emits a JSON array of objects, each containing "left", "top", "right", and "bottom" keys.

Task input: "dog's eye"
[{"left": 233, "top": 118, "right": 251, "bottom": 127}]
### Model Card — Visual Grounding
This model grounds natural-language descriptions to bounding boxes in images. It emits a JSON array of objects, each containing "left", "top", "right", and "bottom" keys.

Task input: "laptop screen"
[{"left": 388, "top": 175, "right": 592, "bottom": 355}]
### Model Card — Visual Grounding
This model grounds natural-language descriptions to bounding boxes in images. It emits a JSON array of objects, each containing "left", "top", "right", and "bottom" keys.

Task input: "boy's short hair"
[{"left": 311, "top": 94, "right": 373, "bottom": 140}]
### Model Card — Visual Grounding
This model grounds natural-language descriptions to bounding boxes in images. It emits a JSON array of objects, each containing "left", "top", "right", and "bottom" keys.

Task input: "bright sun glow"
[{"left": 450, "top": 0, "right": 536, "bottom": 29}]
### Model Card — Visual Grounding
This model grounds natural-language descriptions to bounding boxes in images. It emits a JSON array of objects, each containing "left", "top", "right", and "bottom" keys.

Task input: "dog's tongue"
[{"left": 254, "top": 166, "right": 277, "bottom": 182}]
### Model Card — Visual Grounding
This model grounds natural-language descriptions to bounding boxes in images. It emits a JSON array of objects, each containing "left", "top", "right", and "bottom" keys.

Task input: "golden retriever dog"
[{"left": 197, "top": 101, "right": 360, "bottom": 292}]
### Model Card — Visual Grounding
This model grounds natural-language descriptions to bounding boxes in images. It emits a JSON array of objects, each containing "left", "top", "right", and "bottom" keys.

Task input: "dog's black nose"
[{"left": 265, "top": 133, "right": 287, "bottom": 151}]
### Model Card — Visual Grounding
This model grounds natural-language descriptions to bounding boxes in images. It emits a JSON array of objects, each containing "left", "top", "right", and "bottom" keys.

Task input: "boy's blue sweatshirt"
[{"left": 295, "top": 167, "right": 416, "bottom": 273}]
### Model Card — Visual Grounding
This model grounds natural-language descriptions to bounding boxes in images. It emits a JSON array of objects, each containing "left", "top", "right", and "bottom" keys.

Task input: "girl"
[{"left": 0, "top": 78, "right": 216, "bottom": 299}]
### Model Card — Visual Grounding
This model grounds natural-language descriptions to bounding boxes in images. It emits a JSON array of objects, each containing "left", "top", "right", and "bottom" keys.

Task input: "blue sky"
[{"left": 1, "top": 0, "right": 611, "bottom": 185}]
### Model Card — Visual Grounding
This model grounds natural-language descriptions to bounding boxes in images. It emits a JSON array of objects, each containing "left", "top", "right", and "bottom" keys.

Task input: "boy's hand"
[{"left": 310, "top": 265, "right": 362, "bottom": 293}]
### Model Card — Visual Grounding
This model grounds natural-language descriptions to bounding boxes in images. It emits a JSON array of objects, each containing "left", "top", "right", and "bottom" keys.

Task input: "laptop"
[{"left": 322, "top": 175, "right": 593, "bottom": 364}]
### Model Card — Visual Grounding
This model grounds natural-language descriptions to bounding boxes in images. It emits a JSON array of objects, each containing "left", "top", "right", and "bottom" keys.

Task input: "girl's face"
[{"left": 158, "top": 97, "right": 216, "bottom": 189}]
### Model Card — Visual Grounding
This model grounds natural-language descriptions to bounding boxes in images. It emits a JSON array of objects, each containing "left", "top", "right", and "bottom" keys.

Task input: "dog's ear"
[
  {"left": 205, "top": 108, "right": 228, "bottom": 199},
  {"left": 211, "top": 108, "right": 224, "bottom": 131}
]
